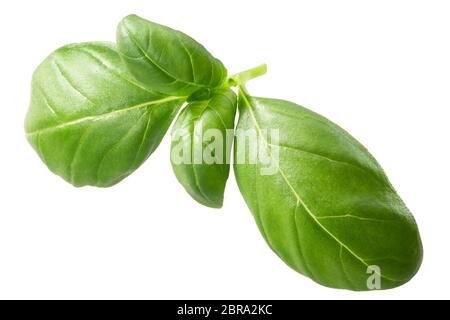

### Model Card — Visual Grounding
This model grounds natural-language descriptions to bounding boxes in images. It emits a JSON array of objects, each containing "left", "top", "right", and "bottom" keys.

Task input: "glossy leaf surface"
[
  {"left": 171, "top": 89, "right": 237, "bottom": 208},
  {"left": 234, "top": 90, "right": 423, "bottom": 290},
  {"left": 116, "top": 14, "right": 227, "bottom": 97},
  {"left": 25, "top": 42, "right": 184, "bottom": 187}
]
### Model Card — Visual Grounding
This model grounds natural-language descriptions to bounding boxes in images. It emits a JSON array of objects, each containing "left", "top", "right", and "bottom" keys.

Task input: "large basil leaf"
[
  {"left": 25, "top": 42, "right": 184, "bottom": 187},
  {"left": 171, "top": 89, "right": 237, "bottom": 208},
  {"left": 234, "top": 89, "right": 423, "bottom": 290},
  {"left": 116, "top": 14, "right": 227, "bottom": 97}
]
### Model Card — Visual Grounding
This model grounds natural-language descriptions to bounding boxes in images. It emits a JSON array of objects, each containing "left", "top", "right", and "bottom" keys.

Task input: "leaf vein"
[
  {"left": 96, "top": 110, "right": 149, "bottom": 184},
  {"left": 52, "top": 59, "right": 96, "bottom": 105},
  {"left": 269, "top": 142, "right": 387, "bottom": 186},
  {"left": 317, "top": 214, "right": 397, "bottom": 224},
  {"left": 26, "top": 96, "right": 183, "bottom": 135},
  {"left": 77, "top": 47, "right": 158, "bottom": 95}
]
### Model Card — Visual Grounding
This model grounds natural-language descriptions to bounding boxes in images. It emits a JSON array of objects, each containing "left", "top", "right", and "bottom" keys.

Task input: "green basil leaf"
[
  {"left": 171, "top": 88, "right": 237, "bottom": 208},
  {"left": 116, "top": 14, "right": 227, "bottom": 97},
  {"left": 25, "top": 42, "right": 184, "bottom": 187},
  {"left": 234, "top": 89, "right": 423, "bottom": 290}
]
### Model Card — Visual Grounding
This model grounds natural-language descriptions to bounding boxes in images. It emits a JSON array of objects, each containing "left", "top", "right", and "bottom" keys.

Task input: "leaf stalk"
[{"left": 229, "top": 64, "right": 267, "bottom": 86}]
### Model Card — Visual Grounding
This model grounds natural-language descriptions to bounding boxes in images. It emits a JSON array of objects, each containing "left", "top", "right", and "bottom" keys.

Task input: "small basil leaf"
[
  {"left": 186, "top": 88, "right": 212, "bottom": 103},
  {"left": 171, "top": 88, "right": 237, "bottom": 208},
  {"left": 116, "top": 14, "right": 227, "bottom": 96},
  {"left": 25, "top": 42, "right": 184, "bottom": 187},
  {"left": 234, "top": 89, "right": 423, "bottom": 290}
]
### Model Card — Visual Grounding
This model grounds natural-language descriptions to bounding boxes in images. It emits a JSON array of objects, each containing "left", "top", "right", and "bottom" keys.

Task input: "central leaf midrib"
[
  {"left": 239, "top": 90, "right": 404, "bottom": 284},
  {"left": 26, "top": 96, "right": 183, "bottom": 135}
]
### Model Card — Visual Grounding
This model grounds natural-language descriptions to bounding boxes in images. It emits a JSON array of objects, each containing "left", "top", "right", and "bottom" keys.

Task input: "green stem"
[{"left": 228, "top": 64, "right": 267, "bottom": 86}]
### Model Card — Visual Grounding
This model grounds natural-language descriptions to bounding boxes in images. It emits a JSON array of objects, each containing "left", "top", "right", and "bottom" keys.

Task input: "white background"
[{"left": 0, "top": 0, "right": 448, "bottom": 299}]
